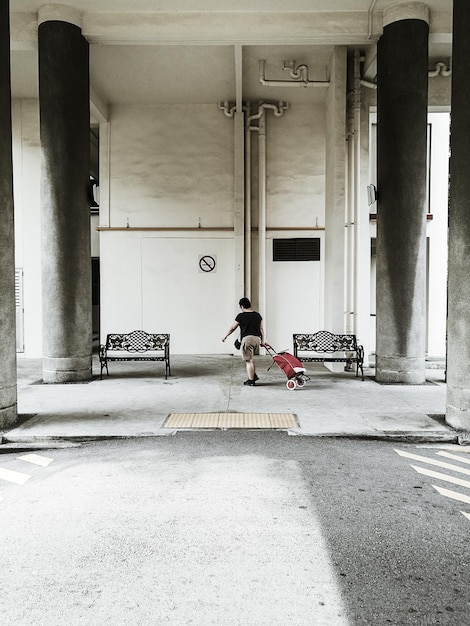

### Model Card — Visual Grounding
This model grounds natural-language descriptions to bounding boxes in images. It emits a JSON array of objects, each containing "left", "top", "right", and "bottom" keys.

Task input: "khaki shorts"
[{"left": 241, "top": 335, "right": 261, "bottom": 361}]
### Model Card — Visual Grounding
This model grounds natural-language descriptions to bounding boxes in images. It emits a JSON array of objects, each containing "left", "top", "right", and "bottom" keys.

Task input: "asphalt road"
[{"left": 0, "top": 433, "right": 469, "bottom": 625}]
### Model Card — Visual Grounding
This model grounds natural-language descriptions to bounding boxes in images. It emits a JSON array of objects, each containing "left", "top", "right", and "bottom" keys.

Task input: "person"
[{"left": 222, "top": 297, "right": 266, "bottom": 386}]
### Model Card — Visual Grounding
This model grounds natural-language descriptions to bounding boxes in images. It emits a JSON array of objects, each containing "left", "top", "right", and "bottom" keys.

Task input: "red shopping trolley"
[{"left": 265, "top": 344, "right": 309, "bottom": 390}]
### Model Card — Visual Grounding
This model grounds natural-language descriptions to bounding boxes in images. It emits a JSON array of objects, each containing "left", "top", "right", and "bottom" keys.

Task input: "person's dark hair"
[{"left": 239, "top": 297, "right": 251, "bottom": 309}]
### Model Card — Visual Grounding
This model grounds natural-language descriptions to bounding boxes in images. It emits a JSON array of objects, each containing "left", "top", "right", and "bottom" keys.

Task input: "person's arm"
[
  {"left": 259, "top": 319, "right": 266, "bottom": 346},
  {"left": 222, "top": 321, "right": 239, "bottom": 343}
]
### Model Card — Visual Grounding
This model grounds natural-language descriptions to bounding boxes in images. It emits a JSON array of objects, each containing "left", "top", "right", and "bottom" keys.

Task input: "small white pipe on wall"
[{"left": 259, "top": 60, "right": 329, "bottom": 88}]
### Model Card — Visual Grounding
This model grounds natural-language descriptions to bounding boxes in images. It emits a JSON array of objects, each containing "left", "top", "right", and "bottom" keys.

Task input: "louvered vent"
[{"left": 273, "top": 238, "right": 320, "bottom": 262}]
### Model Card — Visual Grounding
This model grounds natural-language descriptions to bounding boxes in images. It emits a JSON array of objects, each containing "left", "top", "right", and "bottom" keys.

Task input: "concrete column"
[
  {"left": 376, "top": 3, "right": 429, "bottom": 384},
  {"left": 446, "top": 0, "right": 470, "bottom": 429},
  {"left": 0, "top": 0, "right": 18, "bottom": 427},
  {"left": 38, "top": 7, "right": 92, "bottom": 383},
  {"left": 324, "top": 46, "right": 347, "bottom": 333}
]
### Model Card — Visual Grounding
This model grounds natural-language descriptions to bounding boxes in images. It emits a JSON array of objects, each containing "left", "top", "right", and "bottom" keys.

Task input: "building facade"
[{"left": 2, "top": 1, "right": 466, "bottom": 429}]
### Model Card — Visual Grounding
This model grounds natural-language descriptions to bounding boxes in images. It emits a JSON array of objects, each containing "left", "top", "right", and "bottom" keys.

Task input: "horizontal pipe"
[
  {"left": 259, "top": 60, "right": 329, "bottom": 88},
  {"left": 96, "top": 227, "right": 234, "bottom": 232}
]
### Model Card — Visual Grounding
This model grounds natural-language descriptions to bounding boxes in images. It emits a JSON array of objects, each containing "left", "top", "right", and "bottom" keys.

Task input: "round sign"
[{"left": 199, "top": 255, "right": 216, "bottom": 272}]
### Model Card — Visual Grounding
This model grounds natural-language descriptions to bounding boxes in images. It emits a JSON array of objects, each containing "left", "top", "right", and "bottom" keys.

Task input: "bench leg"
[{"left": 100, "top": 361, "right": 108, "bottom": 380}]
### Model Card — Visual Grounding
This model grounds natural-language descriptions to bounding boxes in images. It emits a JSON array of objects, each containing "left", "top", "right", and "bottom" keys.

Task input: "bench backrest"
[
  {"left": 106, "top": 330, "right": 169, "bottom": 352},
  {"left": 293, "top": 331, "right": 358, "bottom": 353}
]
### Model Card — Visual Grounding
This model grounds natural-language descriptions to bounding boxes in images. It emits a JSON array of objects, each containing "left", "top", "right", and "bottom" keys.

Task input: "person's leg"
[
  {"left": 246, "top": 359, "right": 255, "bottom": 380},
  {"left": 242, "top": 336, "right": 260, "bottom": 384}
]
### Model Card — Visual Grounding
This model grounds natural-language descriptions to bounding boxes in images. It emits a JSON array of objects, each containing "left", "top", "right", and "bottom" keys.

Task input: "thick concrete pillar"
[
  {"left": 324, "top": 46, "right": 347, "bottom": 333},
  {"left": 38, "top": 6, "right": 92, "bottom": 383},
  {"left": 446, "top": 0, "right": 470, "bottom": 429},
  {"left": 0, "top": 0, "right": 17, "bottom": 427},
  {"left": 376, "top": 3, "right": 429, "bottom": 384}
]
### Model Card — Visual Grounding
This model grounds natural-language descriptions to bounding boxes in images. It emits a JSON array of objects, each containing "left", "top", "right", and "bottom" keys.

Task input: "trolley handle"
[{"left": 264, "top": 343, "right": 289, "bottom": 356}]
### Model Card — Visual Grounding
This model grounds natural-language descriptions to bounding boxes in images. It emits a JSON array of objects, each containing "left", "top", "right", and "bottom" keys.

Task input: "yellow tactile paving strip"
[{"left": 164, "top": 412, "right": 299, "bottom": 429}]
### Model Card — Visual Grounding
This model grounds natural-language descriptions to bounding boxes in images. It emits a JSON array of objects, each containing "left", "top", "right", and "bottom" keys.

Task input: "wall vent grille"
[{"left": 273, "top": 238, "right": 320, "bottom": 262}]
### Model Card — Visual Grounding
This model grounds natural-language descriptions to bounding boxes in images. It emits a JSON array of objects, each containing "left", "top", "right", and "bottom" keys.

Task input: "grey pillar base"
[
  {"left": 446, "top": 386, "right": 470, "bottom": 430},
  {"left": 376, "top": 356, "right": 425, "bottom": 385},
  {"left": 0, "top": 385, "right": 17, "bottom": 428},
  {"left": 42, "top": 356, "right": 92, "bottom": 384}
]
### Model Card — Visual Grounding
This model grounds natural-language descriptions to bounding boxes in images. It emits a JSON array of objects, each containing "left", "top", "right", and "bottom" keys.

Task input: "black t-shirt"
[{"left": 235, "top": 311, "right": 262, "bottom": 339}]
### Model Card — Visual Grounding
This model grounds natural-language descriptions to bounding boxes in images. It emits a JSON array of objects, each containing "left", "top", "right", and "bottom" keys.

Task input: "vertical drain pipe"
[
  {"left": 258, "top": 110, "right": 267, "bottom": 321},
  {"left": 245, "top": 102, "right": 252, "bottom": 299},
  {"left": 247, "top": 102, "right": 288, "bottom": 322},
  {"left": 346, "top": 99, "right": 355, "bottom": 334},
  {"left": 353, "top": 50, "right": 362, "bottom": 335}
]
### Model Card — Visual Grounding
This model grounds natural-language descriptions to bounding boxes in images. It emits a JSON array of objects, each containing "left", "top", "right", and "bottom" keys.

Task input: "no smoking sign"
[{"left": 198, "top": 255, "right": 217, "bottom": 273}]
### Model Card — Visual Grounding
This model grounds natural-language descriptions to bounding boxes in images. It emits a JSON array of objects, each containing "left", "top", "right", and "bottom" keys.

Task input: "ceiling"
[
  {"left": 9, "top": 1, "right": 453, "bottom": 110},
  {"left": 8, "top": 0, "right": 453, "bottom": 12}
]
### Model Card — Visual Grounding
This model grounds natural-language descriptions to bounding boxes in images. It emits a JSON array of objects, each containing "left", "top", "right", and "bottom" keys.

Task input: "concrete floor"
[{"left": 2, "top": 354, "right": 459, "bottom": 445}]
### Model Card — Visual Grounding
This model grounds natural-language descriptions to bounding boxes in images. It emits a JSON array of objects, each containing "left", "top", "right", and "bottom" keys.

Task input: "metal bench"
[
  {"left": 99, "top": 330, "right": 171, "bottom": 379},
  {"left": 293, "top": 331, "right": 364, "bottom": 380}
]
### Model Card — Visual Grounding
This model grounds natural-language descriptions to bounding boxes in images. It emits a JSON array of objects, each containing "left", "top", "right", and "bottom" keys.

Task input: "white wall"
[
  {"left": 12, "top": 98, "right": 449, "bottom": 360},
  {"left": 100, "top": 231, "right": 235, "bottom": 354},
  {"left": 12, "top": 99, "right": 42, "bottom": 357},
  {"left": 367, "top": 110, "right": 450, "bottom": 359},
  {"left": 264, "top": 104, "right": 326, "bottom": 350},
  {"left": 426, "top": 111, "right": 450, "bottom": 357},
  {"left": 101, "top": 102, "right": 329, "bottom": 354},
  {"left": 266, "top": 104, "right": 325, "bottom": 228},
  {"left": 108, "top": 104, "right": 233, "bottom": 229},
  {"left": 142, "top": 236, "right": 235, "bottom": 354},
  {"left": 266, "top": 233, "right": 324, "bottom": 351}
]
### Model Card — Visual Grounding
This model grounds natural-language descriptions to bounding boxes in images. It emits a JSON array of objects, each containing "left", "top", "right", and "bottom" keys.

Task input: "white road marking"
[
  {"left": 411, "top": 464, "right": 470, "bottom": 489},
  {"left": 437, "top": 450, "right": 470, "bottom": 466},
  {"left": 0, "top": 467, "right": 31, "bottom": 485},
  {"left": 417, "top": 444, "right": 470, "bottom": 453},
  {"left": 397, "top": 449, "right": 470, "bottom": 515},
  {"left": 395, "top": 449, "right": 470, "bottom": 476},
  {"left": 17, "top": 453, "right": 54, "bottom": 467},
  {"left": 433, "top": 485, "right": 470, "bottom": 505}
]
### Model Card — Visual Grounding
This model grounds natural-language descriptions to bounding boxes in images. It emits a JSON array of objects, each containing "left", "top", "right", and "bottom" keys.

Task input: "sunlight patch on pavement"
[{"left": 143, "top": 454, "right": 350, "bottom": 624}]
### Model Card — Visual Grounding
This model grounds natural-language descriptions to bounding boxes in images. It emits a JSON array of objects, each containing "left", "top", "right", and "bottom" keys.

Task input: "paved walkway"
[{"left": 1, "top": 354, "right": 460, "bottom": 446}]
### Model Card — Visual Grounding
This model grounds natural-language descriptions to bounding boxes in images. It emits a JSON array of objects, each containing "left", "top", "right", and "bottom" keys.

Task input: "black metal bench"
[
  {"left": 293, "top": 331, "right": 364, "bottom": 380},
  {"left": 99, "top": 330, "right": 171, "bottom": 379}
]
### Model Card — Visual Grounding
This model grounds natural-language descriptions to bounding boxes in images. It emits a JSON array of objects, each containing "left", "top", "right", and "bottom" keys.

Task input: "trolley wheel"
[
  {"left": 286, "top": 379, "right": 297, "bottom": 390},
  {"left": 296, "top": 377, "right": 306, "bottom": 388}
]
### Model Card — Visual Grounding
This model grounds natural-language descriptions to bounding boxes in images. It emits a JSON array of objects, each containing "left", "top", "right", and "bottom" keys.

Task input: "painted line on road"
[
  {"left": 397, "top": 448, "right": 470, "bottom": 519},
  {"left": 17, "top": 454, "right": 54, "bottom": 467},
  {"left": 0, "top": 467, "right": 32, "bottom": 485},
  {"left": 395, "top": 449, "right": 470, "bottom": 476},
  {"left": 411, "top": 464, "right": 470, "bottom": 490},
  {"left": 433, "top": 485, "right": 470, "bottom": 505},
  {"left": 436, "top": 451, "right": 470, "bottom": 466}
]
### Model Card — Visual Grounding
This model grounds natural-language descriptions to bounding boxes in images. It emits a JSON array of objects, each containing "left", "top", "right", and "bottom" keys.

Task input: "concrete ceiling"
[
  {"left": 9, "top": 0, "right": 453, "bottom": 12},
  {"left": 9, "top": 1, "right": 453, "bottom": 109}
]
